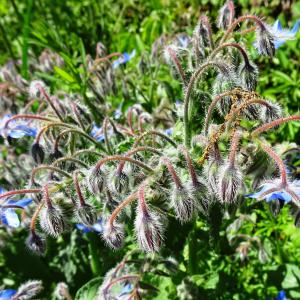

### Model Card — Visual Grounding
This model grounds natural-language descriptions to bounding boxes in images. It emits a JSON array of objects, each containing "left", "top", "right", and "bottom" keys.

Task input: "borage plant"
[{"left": 1, "top": 1, "right": 300, "bottom": 299}]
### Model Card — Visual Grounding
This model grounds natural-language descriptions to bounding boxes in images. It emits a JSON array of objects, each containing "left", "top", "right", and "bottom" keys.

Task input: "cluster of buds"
[{"left": 0, "top": 2, "right": 300, "bottom": 283}]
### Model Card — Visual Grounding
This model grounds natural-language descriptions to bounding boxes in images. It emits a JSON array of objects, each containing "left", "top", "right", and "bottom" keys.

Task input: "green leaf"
[
  {"left": 74, "top": 277, "right": 103, "bottom": 300},
  {"left": 54, "top": 66, "right": 76, "bottom": 83}
]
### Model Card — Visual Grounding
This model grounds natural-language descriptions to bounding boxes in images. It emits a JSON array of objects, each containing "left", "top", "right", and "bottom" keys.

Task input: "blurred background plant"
[{"left": 0, "top": 0, "right": 300, "bottom": 299}]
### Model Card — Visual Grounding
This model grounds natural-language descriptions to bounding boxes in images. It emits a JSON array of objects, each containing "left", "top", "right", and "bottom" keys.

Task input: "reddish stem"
[
  {"left": 73, "top": 171, "right": 86, "bottom": 206},
  {"left": 166, "top": 46, "right": 186, "bottom": 83},
  {"left": 0, "top": 189, "right": 41, "bottom": 201},
  {"left": 161, "top": 157, "right": 183, "bottom": 189}
]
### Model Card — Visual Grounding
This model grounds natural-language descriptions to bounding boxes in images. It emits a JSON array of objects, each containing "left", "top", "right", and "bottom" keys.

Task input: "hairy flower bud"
[
  {"left": 255, "top": 25, "right": 275, "bottom": 57},
  {"left": 14, "top": 280, "right": 43, "bottom": 300},
  {"left": 188, "top": 180, "right": 208, "bottom": 215},
  {"left": 31, "top": 143, "right": 45, "bottom": 164},
  {"left": 48, "top": 149, "right": 63, "bottom": 163},
  {"left": 135, "top": 204, "right": 165, "bottom": 252},
  {"left": 88, "top": 167, "right": 106, "bottom": 195},
  {"left": 217, "top": 0, "right": 235, "bottom": 29},
  {"left": 76, "top": 204, "right": 98, "bottom": 226},
  {"left": 239, "top": 61, "right": 259, "bottom": 91},
  {"left": 102, "top": 222, "right": 125, "bottom": 249},
  {"left": 110, "top": 171, "right": 130, "bottom": 194},
  {"left": 29, "top": 80, "right": 46, "bottom": 98},
  {"left": 218, "top": 164, "right": 242, "bottom": 203},
  {"left": 26, "top": 232, "right": 46, "bottom": 256},
  {"left": 40, "top": 206, "right": 67, "bottom": 237},
  {"left": 170, "top": 186, "right": 198, "bottom": 223},
  {"left": 204, "top": 159, "right": 221, "bottom": 194},
  {"left": 55, "top": 282, "right": 71, "bottom": 300},
  {"left": 260, "top": 101, "right": 282, "bottom": 123}
]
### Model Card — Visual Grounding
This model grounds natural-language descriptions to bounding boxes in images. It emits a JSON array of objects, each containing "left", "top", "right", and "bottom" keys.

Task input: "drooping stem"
[
  {"left": 95, "top": 155, "right": 153, "bottom": 173},
  {"left": 54, "top": 128, "right": 106, "bottom": 152},
  {"left": 93, "top": 52, "right": 122, "bottom": 67},
  {"left": 103, "top": 117, "right": 113, "bottom": 154},
  {"left": 211, "top": 43, "right": 250, "bottom": 64},
  {"left": 71, "top": 102, "right": 85, "bottom": 130},
  {"left": 30, "top": 200, "right": 44, "bottom": 232},
  {"left": 138, "top": 183, "right": 149, "bottom": 215},
  {"left": 4, "top": 114, "right": 55, "bottom": 129},
  {"left": 31, "top": 165, "right": 72, "bottom": 185},
  {"left": 166, "top": 46, "right": 186, "bottom": 83},
  {"left": 52, "top": 156, "right": 89, "bottom": 168},
  {"left": 252, "top": 115, "right": 300, "bottom": 136},
  {"left": 160, "top": 157, "right": 183, "bottom": 189},
  {"left": 43, "top": 184, "right": 53, "bottom": 209},
  {"left": 133, "top": 130, "right": 177, "bottom": 148},
  {"left": 72, "top": 149, "right": 103, "bottom": 157},
  {"left": 260, "top": 142, "right": 288, "bottom": 187},
  {"left": 108, "top": 192, "right": 138, "bottom": 226},
  {"left": 0, "top": 189, "right": 41, "bottom": 201},
  {"left": 219, "top": 15, "right": 265, "bottom": 45},
  {"left": 184, "top": 61, "right": 225, "bottom": 147},
  {"left": 73, "top": 171, "right": 86, "bottom": 206},
  {"left": 178, "top": 145, "right": 198, "bottom": 186}
]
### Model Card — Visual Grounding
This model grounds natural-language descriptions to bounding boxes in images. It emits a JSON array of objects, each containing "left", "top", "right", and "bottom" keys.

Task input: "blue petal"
[
  {"left": 0, "top": 289, "right": 17, "bottom": 300},
  {"left": 274, "top": 39, "right": 286, "bottom": 49},
  {"left": 245, "top": 184, "right": 271, "bottom": 199},
  {"left": 276, "top": 290, "right": 286, "bottom": 300},
  {"left": 291, "top": 20, "right": 300, "bottom": 35},
  {"left": 119, "top": 283, "right": 133, "bottom": 296},
  {"left": 1, "top": 209, "right": 20, "bottom": 228},
  {"left": 0, "top": 187, "right": 6, "bottom": 194},
  {"left": 92, "top": 223, "right": 103, "bottom": 233},
  {"left": 266, "top": 191, "right": 291, "bottom": 203},
  {"left": 273, "top": 20, "right": 282, "bottom": 31},
  {"left": 7, "top": 198, "right": 32, "bottom": 207},
  {"left": 165, "top": 128, "right": 173, "bottom": 136},
  {"left": 76, "top": 224, "right": 92, "bottom": 233}
]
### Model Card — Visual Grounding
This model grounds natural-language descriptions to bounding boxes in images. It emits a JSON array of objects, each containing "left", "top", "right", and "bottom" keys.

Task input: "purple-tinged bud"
[
  {"left": 255, "top": 25, "right": 275, "bottom": 57},
  {"left": 239, "top": 61, "right": 259, "bottom": 91},
  {"left": 170, "top": 186, "right": 199, "bottom": 223},
  {"left": 88, "top": 167, "right": 106, "bottom": 195},
  {"left": 187, "top": 180, "right": 208, "bottom": 215},
  {"left": 110, "top": 171, "right": 130, "bottom": 194},
  {"left": 260, "top": 101, "right": 282, "bottom": 123},
  {"left": 29, "top": 80, "right": 46, "bottom": 98},
  {"left": 217, "top": 1, "right": 235, "bottom": 29},
  {"left": 102, "top": 222, "right": 125, "bottom": 249},
  {"left": 135, "top": 202, "right": 165, "bottom": 253},
  {"left": 26, "top": 232, "right": 46, "bottom": 256},
  {"left": 40, "top": 205, "right": 67, "bottom": 237},
  {"left": 14, "top": 280, "right": 43, "bottom": 300},
  {"left": 204, "top": 159, "right": 221, "bottom": 194},
  {"left": 76, "top": 204, "right": 98, "bottom": 226},
  {"left": 218, "top": 163, "right": 242, "bottom": 203},
  {"left": 31, "top": 143, "right": 45, "bottom": 164},
  {"left": 243, "top": 103, "right": 260, "bottom": 121}
]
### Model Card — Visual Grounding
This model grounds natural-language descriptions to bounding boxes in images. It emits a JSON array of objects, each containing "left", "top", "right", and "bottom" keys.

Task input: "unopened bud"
[
  {"left": 29, "top": 80, "right": 46, "bottom": 98},
  {"left": 76, "top": 204, "right": 98, "bottom": 226},
  {"left": 260, "top": 101, "right": 282, "bottom": 123},
  {"left": 255, "top": 25, "right": 275, "bottom": 57},
  {"left": 26, "top": 232, "right": 46, "bottom": 256},
  {"left": 14, "top": 280, "right": 43, "bottom": 300},
  {"left": 102, "top": 222, "right": 125, "bottom": 249},
  {"left": 31, "top": 143, "right": 45, "bottom": 164},
  {"left": 111, "top": 171, "right": 130, "bottom": 194},
  {"left": 217, "top": 1, "right": 235, "bottom": 29},
  {"left": 239, "top": 61, "right": 259, "bottom": 91},
  {"left": 88, "top": 167, "right": 106, "bottom": 194}
]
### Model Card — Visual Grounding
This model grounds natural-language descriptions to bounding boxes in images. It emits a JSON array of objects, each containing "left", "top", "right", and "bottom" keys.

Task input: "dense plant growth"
[{"left": 1, "top": 0, "right": 300, "bottom": 299}]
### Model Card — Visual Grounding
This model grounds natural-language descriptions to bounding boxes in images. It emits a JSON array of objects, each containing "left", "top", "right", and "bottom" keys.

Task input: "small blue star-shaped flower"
[
  {"left": 112, "top": 50, "right": 136, "bottom": 69},
  {"left": 0, "top": 289, "right": 17, "bottom": 300}
]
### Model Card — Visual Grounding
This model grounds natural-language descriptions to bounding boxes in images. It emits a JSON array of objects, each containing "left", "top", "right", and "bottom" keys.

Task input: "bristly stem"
[
  {"left": 4, "top": 114, "right": 55, "bottom": 129},
  {"left": 0, "top": 189, "right": 41, "bottom": 201},
  {"left": 219, "top": 15, "right": 265, "bottom": 45},
  {"left": 133, "top": 130, "right": 177, "bottom": 148},
  {"left": 103, "top": 117, "right": 113, "bottom": 154},
  {"left": 30, "top": 200, "right": 44, "bottom": 232},
  {"left": 71, "top": 102, "right": 85, "bottom": 131},
  {"left": 31, "top": 165, "right": 72, "bottom": 185},
  {"left": 252, "top": 115, "right": 300, "bottom": 136},
  {"left": 138, "top": 183, "right": 149, "bottom": 215},
  {"left": 72, "top": 149, "right": 103, "bottom": 157},
  {"left": 108, "top": 192, "right": 138, "bottom": 226},
  {"left": 260, "top": 142, "right": 288, "bottom": 186},
  {"left": 228, "top": 130, "right": 241, "bottom": 168},
  {"left": 184, "top": 61, "right": 225, "bottom": 147},
  {"left": 166, "top": 46, "right": 186, "bottom": 84},
  {"left": 43, "top": 184, "right": 53, "bottom": 209},
  {"left": 211, "top": 43, "right": 250, "bottom": 64},
  {"left": 73, "top": 171, "right": 86, "bottom": 206},
  {"left": 160, "top": 157, "right": 183, "bottom": 189},
  {"left": 178, "top": 145, "right": 198, "bottom": 187},
  {"left": 52, "top": 156, "right": 89, "bottom": 168}
]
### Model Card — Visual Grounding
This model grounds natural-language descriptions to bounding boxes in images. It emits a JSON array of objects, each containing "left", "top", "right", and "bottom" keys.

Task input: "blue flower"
[
  {"left": 0, "top": 289, "right": 17, "bottom": 300},
  {"left": 165, "top": 128, "right": 173, "bottom": 136},
  {"left": 0, "top": 115, "right": 37, "bottom": 139},
  {"left": 76, "top": 219, "right": 103, "bottom": 233},
  {"left": 272, "top": 19, "right": 300, "bottom": 49},
  {"left": 276, "top": 290, "right": 286, "bottom": 300},
  {"left": 90, "top": 124, "right": 105, "bottom": 142},
  {"left": 0, "top": 188, "right": 33, "bottom": 228},
  {"left": 118, "top": 283, "right": 133, "bottom": 299},
  {"left": 112, "top": 50, "right": 136, "bottom": 69},
  {"left": 246, "top": 179, "right": 300, "bottom": 204}
]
